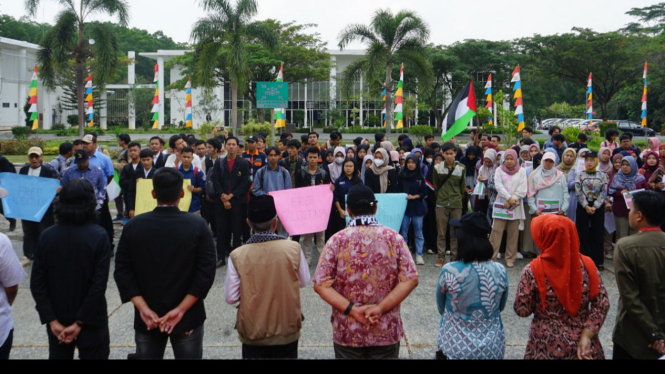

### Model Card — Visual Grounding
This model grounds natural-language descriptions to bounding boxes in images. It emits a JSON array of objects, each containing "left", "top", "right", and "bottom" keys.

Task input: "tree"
[
  {"left": 523, "top": 29, "right": 646, "bottom": 121},
  {"left": 191, "top": 0, "right": 278, "bottom": 134},
  {"left": 621, "top": 3, "right": 665, "bottom": 35},
  {"left": 338, "top": 8, "right": 434, "bottom": 138},
  {"left": 25, "top": 0, "right": 130, "bottom": 136},
  {"left": 0, "top": 15, "right": 51, "bottom": 43}
]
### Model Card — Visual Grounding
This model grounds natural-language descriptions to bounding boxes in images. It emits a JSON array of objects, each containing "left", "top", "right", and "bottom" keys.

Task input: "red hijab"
[{"left": 529, "top": 215, "right": 599, "bottom": 317}]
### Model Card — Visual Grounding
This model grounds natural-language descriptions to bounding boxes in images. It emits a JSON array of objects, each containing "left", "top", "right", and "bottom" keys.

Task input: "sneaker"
[
  {"left": 435, "top": 258, "right": 444, "bottom": 267},
  {"left": 446, "top": 250, "right": 450, "bottom": 255},
  {"left": 215, "top": 259, "right": 226, "bottom": 268},
  {"left": 427, "top": 249, "right": 435, "bottom": 254},
  {"left": 112, "top": 217, "right": 123, "bottom": 223},
  {"left": 9, "top": 220, "right": 16, "bottom": 232},
  {"left": 121, "top": 219, "right": 129, "bottom": 225},
  {"left": 20, "top": 256, "right": 32, "bottom": 267},
  {"left": 516, "top": 252, "right": 524, "bottom": 260},
  {"left": 416, "top": 255, "right": 425, "bottom": 265},
  {"left": 604, "top": 253, "right": 613, "bottom": 260},
  {"left": 497, "top": 253, "right": 502, "bottom": 259},
  {"left": 506, "top": 263, "right": 515, "bottom": 268}
]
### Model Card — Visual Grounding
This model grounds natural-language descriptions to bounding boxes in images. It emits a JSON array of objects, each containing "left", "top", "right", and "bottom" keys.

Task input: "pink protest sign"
[{"left": 269, "top": 184, "right": 333, "bottom": 236}]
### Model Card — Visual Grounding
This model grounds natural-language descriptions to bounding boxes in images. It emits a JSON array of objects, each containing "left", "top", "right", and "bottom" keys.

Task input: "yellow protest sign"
[{"left": 134, "top": 179, "right": 192, "bottom": 216}]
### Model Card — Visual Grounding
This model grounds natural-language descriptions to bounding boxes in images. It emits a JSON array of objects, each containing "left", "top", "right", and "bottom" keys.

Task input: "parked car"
[
  {"left": 580, "top": 119, "right": 602, "bottom": 131},
  {"left": 615, "top": 121, "right": 656, "bottom": 137}
]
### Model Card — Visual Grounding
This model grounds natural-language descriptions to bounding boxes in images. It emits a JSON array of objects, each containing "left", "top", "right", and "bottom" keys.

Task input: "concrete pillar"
[
  {"left": 329, "top": 56, "right": 337, "bottom": 111},
  {"left": 158, "top": 56, "right": 165, "bottom": 128},
  {"left": 127, "top": 51, "right": 136, "bottom": 129},
  {"left": 18, "top": 49, "right": 27, "bottom": 126},
  {"left": 359, "top": 74, "right": 364, "bottom": 127},
  {"left": 219, "top": 82, "right": 225, "bottom": 125},
  {"left": 128, "top": 52, "right": 136, "bottom": 85},
  {"left": 100, "top": 91, "right": 108, "bottom": 129},
  {"left": 128, "top": 89, "right": 135, "bottom": 130},
  {"left": 42, "top": 88, "right": 52, "bottom": 129}
]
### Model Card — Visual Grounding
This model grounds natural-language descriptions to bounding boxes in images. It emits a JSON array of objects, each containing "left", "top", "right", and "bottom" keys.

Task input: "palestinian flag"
[{"left": 441, "top": 80, "right": 476, "bottom": 142}]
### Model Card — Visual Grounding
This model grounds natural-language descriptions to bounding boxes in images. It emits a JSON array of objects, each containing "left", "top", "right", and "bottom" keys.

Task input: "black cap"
[
  {"left": 347, "top": 185, "right": 377, "bottom": 210},
  {"left": 247, "top": 195, "right": 277, "bottom": 224},
  {"left": 74, "top": 149, "right": 89, "bottom": 164},
  {"left": 584, "top": 150, "right": 598, "bottom": 158},
  {"left": 449, "top": 212, "right": 491, "bottom": 237},
  {"left": 247, "top": 135, "right": 258, "bottom": 143}
]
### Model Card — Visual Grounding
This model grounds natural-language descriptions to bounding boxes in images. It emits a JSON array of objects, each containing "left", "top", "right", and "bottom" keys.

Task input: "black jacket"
[
  {"left": 295, "top": 166, "right": 330, "bottom": 188},
  {"left": 125, "top": 167, "right": 156, "bottom": 212},
  {"left": 0, "top": 155, "right": 16, "bottom": 173},
  {"left": 152, "top": 152, "right": 167, "bottom": 170},
  {"left": 114, "top": 207, "right": 216, "bottom": 336},
  {"left": 19, "top": 163, "right": 59, "bottom": 179},
  {"left": 31, "top": 223, "right": 111, "bottom": 327},
  {"left": 212, "top": 156, "right": 251, "bottom": 206},
  {"left": 119, "top": 163, "right": 140, "bottom": 211},
  {"left": 364, "top": 168, "right": 399, "bottom": 194}
]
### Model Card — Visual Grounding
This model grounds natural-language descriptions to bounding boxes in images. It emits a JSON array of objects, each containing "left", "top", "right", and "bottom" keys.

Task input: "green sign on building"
[{"left": 256, "top": 82, "right": 289, "bottom": 109}]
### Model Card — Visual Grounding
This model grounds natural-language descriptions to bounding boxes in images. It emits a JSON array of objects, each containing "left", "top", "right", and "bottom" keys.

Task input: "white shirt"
[
  {"left": 28, "top": 166, "right": 41, "bottom": 177},
  {"left": 224, "top": 249, "right": 310, "bottom": 304},
  {"left": 165, "top": 153, "right": 202, "bottom": 169},
  {"left": 144, "top": 168, "right": 153, "bottom": 179},
  {"left": 0, "top": 233, "right": 27, "bottom": 345}
]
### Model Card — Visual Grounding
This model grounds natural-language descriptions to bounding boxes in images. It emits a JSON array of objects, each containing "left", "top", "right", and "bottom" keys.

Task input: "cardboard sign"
[
  {"left": 576, "top": 159, "right": 586, "bottom": 173},
  {"left": 134, "top": 179, "right": 192, "bottom": 216},
  {"left": 344, "top": 193, "right": 408, "bottom": 232},
  {"left": 269, "top": 184, "right": 333, "bottom": 236},
  {"left": 492, "top": 203, "right": 515, "bottom": 220},
  {"left": 623, "top": 189, "right": 645, "bottom": 210},
  {"left": 537, "top": 199, "right": 560, "bottom": 214},
  {"left": 0, "top": 172, "right": 60, "bottom": 222}
]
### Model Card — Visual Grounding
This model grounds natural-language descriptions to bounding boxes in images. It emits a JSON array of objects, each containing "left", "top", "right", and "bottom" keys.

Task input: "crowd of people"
[{"left": 0, "top": 125, "right": 663, "bottom": 360}]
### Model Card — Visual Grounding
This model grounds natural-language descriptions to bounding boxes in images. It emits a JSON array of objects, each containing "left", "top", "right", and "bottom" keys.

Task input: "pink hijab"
[
  {"left": 500, "top": 149, "right": 521, "bottom": 176},
  {"left": 649, "top": 137, "right": 661, "bottom": 152},
  {"left": 598, "top": 147, "right": 614, "bottom": 175}
]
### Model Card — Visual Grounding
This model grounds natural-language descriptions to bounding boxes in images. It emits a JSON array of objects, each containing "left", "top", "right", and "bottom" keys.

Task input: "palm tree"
[
  {"left": 191, "top": 0, "right": 278, "bottom": 134},
  {"left": 25, "top": 0, "right": 130, "bottom": 136},
  {"left": 338, "top": 9, "right": 434, "bottom": 137}
]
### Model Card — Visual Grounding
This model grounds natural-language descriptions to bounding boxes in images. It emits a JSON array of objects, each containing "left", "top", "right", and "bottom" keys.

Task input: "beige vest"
[{"left": 230, "top": 238, "right": 303, "bottom": 346}]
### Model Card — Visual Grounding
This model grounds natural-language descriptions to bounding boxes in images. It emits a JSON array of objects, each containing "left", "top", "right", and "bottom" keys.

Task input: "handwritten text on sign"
[
  {"left": 134, "top": 179, "right": 192, "bottom": 216},
  {"left": 345, "top": 193, "right": 408, "bottom": 232},
  {"left": 269, "top": 185, "right": 332, "bottom": 236},
  {"left": 0, "top": 172, "right": 60, "bottom": 222}
]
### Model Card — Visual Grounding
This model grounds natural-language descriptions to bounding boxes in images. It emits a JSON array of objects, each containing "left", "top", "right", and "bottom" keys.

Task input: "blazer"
[
  {"left": 126, "top": 167, "right": 156, "bottom": 212},
  {"left": 19, "top": 163, "right": 59, "bottom": 179},
  {"left": 212, "top": 156, "right": 251, "bottom": 206},
  {"left": 152, "top": 152, "right": 167, "bottom": 170},
  {"left": 119, "top": 163, "right": 140, "bottom": 210}
]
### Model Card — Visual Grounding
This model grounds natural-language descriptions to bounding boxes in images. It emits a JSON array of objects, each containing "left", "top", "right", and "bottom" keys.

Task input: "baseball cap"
[
  {"left": 247, "top": 135, "right": 258, "bottom": 143},
  {"left": 82, "top": 134, "right": 95, "bottom": 144},
  {"left": 74, "top": 149, "right": 89, "bottom": 164},
  {"left": 28, "top": 147, "right": 43, "bottom": 156}
]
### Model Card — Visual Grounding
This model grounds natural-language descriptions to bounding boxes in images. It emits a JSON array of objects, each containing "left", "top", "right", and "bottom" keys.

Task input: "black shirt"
[
  {"left": 30, "top": 223, "right": 111, "bottom": 327},
  {"left": 114, "top": 207, "right": 216, "bottom": 336}
]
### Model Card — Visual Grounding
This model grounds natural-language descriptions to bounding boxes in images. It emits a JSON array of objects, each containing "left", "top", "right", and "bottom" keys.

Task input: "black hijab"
[
  {"left": 532, "top": 153, "right": 544, "bottom": 170},
  {"left": 461, "top": 146, "right": 479, "bottom": 175},
  {"left": 399, "top": 154, "right": 423, "bottom": 193},
  {"left": 356, "top": 144, "right": 369, "bottom": 166}
]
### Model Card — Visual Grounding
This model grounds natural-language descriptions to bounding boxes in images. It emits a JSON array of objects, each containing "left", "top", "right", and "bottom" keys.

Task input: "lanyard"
[{"left": 638, "top": 227, "right": 662, "bottom": 234}]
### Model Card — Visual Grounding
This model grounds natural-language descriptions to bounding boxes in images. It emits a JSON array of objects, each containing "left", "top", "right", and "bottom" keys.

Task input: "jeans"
[
  {"left": 135, "top": 325, "right": 204, "bottom": 360},
  {"left": 0, "top": 329, "right": 12, "bottom": 360},
  {"left": 400, "top": 215, "right": 424, "bottom": 256}
]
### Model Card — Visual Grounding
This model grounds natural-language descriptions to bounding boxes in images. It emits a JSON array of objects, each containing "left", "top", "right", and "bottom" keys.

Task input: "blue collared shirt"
[
  {"left": 89, "top": 147, "right": 114, "bottom": 178},
  {"left": 61, "top": 164, "right": 107, "bottom": 209},
  {"left": 178, "top": 164, "right": 205, "bottom": 213},
  {"left": 49, "top": 154, "right": 68, "bottom": 176}
]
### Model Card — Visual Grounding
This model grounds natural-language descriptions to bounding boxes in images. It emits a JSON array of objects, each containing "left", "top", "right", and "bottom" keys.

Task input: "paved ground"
[{"left": 3, "top": 207, "right": 620, "bottom": 360}]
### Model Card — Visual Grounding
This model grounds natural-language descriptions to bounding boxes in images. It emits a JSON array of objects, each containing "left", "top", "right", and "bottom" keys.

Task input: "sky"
[{"left": 0, "top": 0, "right": 657, "bottom": 50}]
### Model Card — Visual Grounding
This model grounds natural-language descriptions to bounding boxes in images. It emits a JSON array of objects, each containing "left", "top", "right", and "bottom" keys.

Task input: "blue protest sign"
[
  {"left": 0, "top": 172, "right": 60, "bottom": 222},
  {"left": 346, "top": 193, "right": 408, "bottom": 232}
]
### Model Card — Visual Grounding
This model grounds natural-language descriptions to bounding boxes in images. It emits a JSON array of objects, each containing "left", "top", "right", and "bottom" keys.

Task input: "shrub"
[
  {"left": 562, "top": 126, "right": 582, "bottom": 145},
  {"left": 598, "top": 121, "right": 617, "bottom": 135},
  {"left": 195, "top": 121, "right": 221, "bottom": 140},
  {"left": 11, "top": 126, "right": 31, "bottom": 140},
  {"left": 1, "top": 139, "right": 46, "bottom": 155},
  {"left": 51, "top": 123, "right": 66, "bottom": 130},
  {"left": 240, "top": 120, "right": 272, "bottom": 143},
  {"left": 67, "top": 115, "right": 79, "bottom": 127}
]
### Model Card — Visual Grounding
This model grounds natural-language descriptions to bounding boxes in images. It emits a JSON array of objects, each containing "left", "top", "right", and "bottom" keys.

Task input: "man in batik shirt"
[{"left": 313, "top": 184, "right": 419, "bottom": 359}]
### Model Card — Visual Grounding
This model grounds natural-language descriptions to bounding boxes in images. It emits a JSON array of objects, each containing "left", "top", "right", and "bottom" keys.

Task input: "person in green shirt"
[{"left": 613, "top": 190, "right": 665, "bottom": 360}]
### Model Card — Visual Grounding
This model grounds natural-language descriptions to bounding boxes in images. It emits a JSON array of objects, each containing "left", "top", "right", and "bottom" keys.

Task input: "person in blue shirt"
[
  {"left": 81, "top": 133, "right": 114, "bottom": 248},
  {"left": 177, "top": 147, "right": 205, "bottom": 215},
  {"left": 399, "top": 154, "right": 428, "bottom": 265},
  {"left": 332, "top": 158, "right": 361, "bottom": 237},
  {"left": 61, "top": 150, "right": 108, "bottom": 220}
]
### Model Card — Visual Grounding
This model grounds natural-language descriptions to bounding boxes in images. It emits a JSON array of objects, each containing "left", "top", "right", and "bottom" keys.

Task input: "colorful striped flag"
[
  {"left": 185, "top": 77, "right": 192, "bottom": 128},
  {"left": 512, "top": 65, "right": 524, "bottom": 131},
  {"left": 85, "top": 74, "right": 94, "bottom": 127},
  {"left": 394, "top": 63, "right": 404, "bottom": 129},
  {"left": 381, "top": 89, "right": 387, "bottom": 127},
  {"left": 274, "top": 63, "right": 286, "bottom": 128},
  {"left": 642, "top": 62, "right": 647, "bottom": 127},
  {"left": 28, "top": 65, "right": 38, "bottom": 130},
  {"left": 485, "top": 74, "right": 492, "bottom": 125},
  {"left": 586, "top": 73, "right": 593, "bottom": 120},
  {"left": 151, "top": 64, "right": 159, "bottom": 129}
]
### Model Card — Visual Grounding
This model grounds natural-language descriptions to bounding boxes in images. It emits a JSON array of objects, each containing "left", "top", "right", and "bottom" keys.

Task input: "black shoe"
[
  {"left": 9, "top": 221, "right": 16, "bottom": 232},
  {"left": 216, "top": 259, "right": 226, "bottom": 268},
  {"left": 597, "top": 264, "right": 604, "bottom": 271}
]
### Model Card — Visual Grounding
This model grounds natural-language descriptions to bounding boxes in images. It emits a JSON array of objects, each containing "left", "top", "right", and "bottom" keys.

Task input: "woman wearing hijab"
[
  {"left": 424, "top": 152, "right": 442, "bottom": 254},
  {"left": 531, "top": 153, "right": 543, "bottom": 170},
  {"left": 489, "top": 149, "right": 528, "bottom": 268},
  {"left": 575, "top": 151, "right": 609, "bottom": 269},
  {"left": 527, "top": 152, "right": 569, "bottom": 219},
  {"left": 528, "top": 143, "right": 540, "bottom": 160},
  {"left": 364, "top": 148, "right": 398, "bottom": 193},
  {"left": 609, "top": 155, "right": 647, "bottom": 242},
  {"left": 356, "top": 144, "right": 369, "bottom": 170},
  {"left": 476, "top": 149, "right": 497, "bottom": 215},
  {"left": 360, "top": 154, "right": 374, "bottom": 184},
  {"left": 603, "top": 153, "right": 625, "bottom": 259},
  {"left": 332, "top": 158, "right": 361, "bottom": 239},
  {"left": 460, "top": 146, "right": 479, "bottom": 214},
  {"left": 399, "top": 154, "right": 428, "bottom": 265},
  {"left": 639, "top": 150, "right": 660, "bottom": 184},
  {"left": 557, "top": 148, "right": 577, "bottom": 180},
  {"left": 563, "top": 148, "right": 584, "bottom": 223},
  {"left": 326, "top": 147, "right": 346, "bottom": 183},
  {"left": 381, "top": 141, "right": 396, "bottom": 154},
  {"left": 436, "top": 213, "right": 508, "bottom": 360},
  {"left": 640, "top": 136, "right": 661, "bottom": 161},
  {"left": 401, "top": 138, "right": 414, "bottom": 152},
  {"left": 597, "top": 147, "right": 614, "bottom": 178},
  {"left": 486, "top": 151, "right": 504, "bottom": 224},
  {"left": 324, "top": 147, "right": 347, "bottom": 241},
  {"left": 345, "top": 146, "right": 355, "bottom": 160},
  {"left": 542, "top": 147, "right": 560, "bottom": 166},
  {"left": 390, "top": 150, "right": 401, "bottom": 172},
  {"left": 514, "top": 215, "right": 610, "bottom": 360},
  {"left": 519, "top": 145, "right": 532, "bottom": 167}
]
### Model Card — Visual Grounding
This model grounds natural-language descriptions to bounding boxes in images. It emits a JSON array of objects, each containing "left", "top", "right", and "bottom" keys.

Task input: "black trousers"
[
  {"left": 576, "top": 203, "right": 605, "bottom": 267},
  {"left": 46, "top": 324, "right": 110, "bottom": 360},
  {"left": 242, "top": 340, "right": 298, "bottom": 359},
  {"left": 423, "top": 198, "right": 437, "bottom": 250},
  {"left": 0, "top": 329, "right": 12, "bottom": 360},
  {"left": 333, "top": 342, "right": 400, "bottom": 359},
  {"left": 215, "top": 203, "right": 245, "bottom": 259},
  {"left": 612, "top": 344, "right": 636, "bottom": 360},
  {"left": 201, "top": 196, "right": 217, "bottom": 237},
  {"left": 22, "top": 206, "right": 54, "bottom": 260},
  {"left": 100, "top": 196, "right": 114, "bottom": 247}
]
